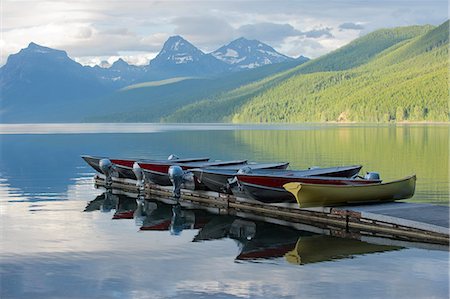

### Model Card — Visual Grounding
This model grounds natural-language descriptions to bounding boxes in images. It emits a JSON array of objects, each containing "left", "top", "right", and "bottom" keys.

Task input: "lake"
[{"left": 0, "top": 123, "right": 448, "bottom": 299}]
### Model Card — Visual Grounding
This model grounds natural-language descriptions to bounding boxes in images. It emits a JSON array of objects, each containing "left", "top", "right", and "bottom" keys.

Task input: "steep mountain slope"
[
  {"left": 232, "top": 21, "right": 448, "bottom": 122},
  {"left": 91, "top": 58, "right": 147, "bottom": 87},
  {"left": 0, "top": 36, "right": 299, "bottom": 122},
  {"left": 0, "top": 43, "right": 111, "bottom": 122},
  {"left": 85, "top": 59, "right": 306, "bottom": 122},
  {"left": 165, "top": 23, "right": 448, "bottom": 123},
  {"left": 212, "top": 37, "right": 294, "bottom": 70},
  {"left": 148, "top": 35, "right": 229, "bottom": 77}
]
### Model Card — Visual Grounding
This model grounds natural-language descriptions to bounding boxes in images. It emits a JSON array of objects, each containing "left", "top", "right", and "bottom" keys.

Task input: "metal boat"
[
  {"left": 190, "top": 162, "right": 289, "bottom": 193},
  {"left": 284, "top": 175, "right": 416, "bottom": 208},
  {"left": 81, "top": 154, "right": 209, "bottom": 179},
  {"left": 235, "top": 165, "right": 369, "bottom": 203},
  {"left": 138, "top": 159, "right": 248, "bottom": 186}
]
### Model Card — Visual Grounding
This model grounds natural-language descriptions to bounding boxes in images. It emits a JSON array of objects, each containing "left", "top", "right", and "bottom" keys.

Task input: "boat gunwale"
[
  {"left": 235, "top": 165, "right": 363, "bottom": 180},
  {"left": 288, "top": 174, "right": 416, "bottom": 189}
]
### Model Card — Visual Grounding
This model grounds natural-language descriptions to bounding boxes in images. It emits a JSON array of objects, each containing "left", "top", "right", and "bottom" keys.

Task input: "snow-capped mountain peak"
[
  {"left": 151, "top": 35, "right": 205, "bottom": 67},
  {"left": 149, "top": 35, "right": 228, "bottom": 75},
  {"left": 212, "top": 37, "right": 293, "bottom": 69}
]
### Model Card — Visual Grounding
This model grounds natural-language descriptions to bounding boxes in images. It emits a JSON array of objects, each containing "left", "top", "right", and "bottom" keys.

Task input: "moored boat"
[
  {"left": 81, "top": 154, "right": 209, "bottom": 179},
  {"left": 235, "top": 165, "right": 369, "bottom": 203},
  {"left": 189, "top": 162, "right": 289, "bottom": 193},
  {"left": 139, "top": 159, "right": 248, "bottom": 186},
  {"left": 283, "top": 175, "right": 416, "bottom": 208}
]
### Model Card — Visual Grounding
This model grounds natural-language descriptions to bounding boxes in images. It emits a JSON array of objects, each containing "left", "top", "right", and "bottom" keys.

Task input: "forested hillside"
[
  {"left": 85, "top": 60, "right": 304, "bottom": 122},
  {"left": 166, "top": 21, "right": 449, "bottom": 123}
]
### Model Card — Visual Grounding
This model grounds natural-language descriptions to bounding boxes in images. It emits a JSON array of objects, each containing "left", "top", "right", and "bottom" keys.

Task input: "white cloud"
[{"left": 1, "top": 0, "right": 448, "bottom": 66}]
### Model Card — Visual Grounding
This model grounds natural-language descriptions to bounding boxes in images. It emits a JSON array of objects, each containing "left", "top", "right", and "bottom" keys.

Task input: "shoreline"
[{"left": 0, "top": 122, "right": 448, "bottom": 135}]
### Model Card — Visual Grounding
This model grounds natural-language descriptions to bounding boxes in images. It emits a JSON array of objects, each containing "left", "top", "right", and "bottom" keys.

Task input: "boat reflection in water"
[
  {"left": 84, "top": 190, "right": 119, "bottom": 213},
  {"left": 284, "top": 235, "right": 402, "bottom": 265},
  {"left": 135, "top": 199, "right": 213, "bottom": 235},
  {"left": 85, "top": 192, "right": 404, "bottom": 265}
]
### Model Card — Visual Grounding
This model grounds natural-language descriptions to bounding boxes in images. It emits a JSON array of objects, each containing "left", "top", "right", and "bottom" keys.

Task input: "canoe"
[
  {"left": 139, "top": 160, "right": 248, "bottom": 186},
  {"left": 283, "top": 175, "right": 416, "bottom": 208},
  {"left": 81, "top": 155, "right": 209, "bottom": 179},
  {"left": 190, "top": 162, "right": 289, "bottom": 193},
  {"left": 235, "top": 165, "right": 370, "bottom": 203}
]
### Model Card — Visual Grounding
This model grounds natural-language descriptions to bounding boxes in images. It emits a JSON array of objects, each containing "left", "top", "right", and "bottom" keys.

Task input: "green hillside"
[
  {"left": 85, "top": 60, "right": 305, "bottom": 122},
  {"left": 166, "top": 22, "right": 449, "bottom": 123}
]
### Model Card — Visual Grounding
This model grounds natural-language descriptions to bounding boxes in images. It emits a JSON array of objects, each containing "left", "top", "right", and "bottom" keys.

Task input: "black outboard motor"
[
  {"left": 227, "top": 166, "right": 252, "bottom": 192},
  {"left": 167, "top": 154, "right": 180, "bottom": 161},
  {"left": 132, "top": 162, "right": 145, "bottom": 191},
  {"left": 101, "top": 190, "right": 119, "bottom": 212},
  {"left": 168, "top": 165, "right": 184, "bottom": 198},
  {"left": 229, "top": 219, "right": 256, "bottom": 240},
  {"left": 99, "top": 158, "right": 115, "bottom": 187},
  {"left": 364, "top": 172, "right": 381, "bottom": 181},
  {"left": 181, "top": 171, "right": 196, "bottom": 191}
]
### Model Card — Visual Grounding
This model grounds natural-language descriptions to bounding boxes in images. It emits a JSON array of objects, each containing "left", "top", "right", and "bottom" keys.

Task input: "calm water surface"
[{"left": 0, "top": 124, "right": 448, "bottom": 299}]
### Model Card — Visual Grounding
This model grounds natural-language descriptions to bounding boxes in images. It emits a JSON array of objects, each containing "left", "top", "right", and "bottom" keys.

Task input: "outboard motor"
[
  {"left": 226, "top": 166, "right": 252, "bottom": 193},
  {"left": 229, "top": 219, "right": 256, "bottom": 240},
  {"left": 99, "top": 158, "right": 115, "bottom": 187},
  {"left": 364, "top": 172, "right": 381, "bottom": 181},
  {"left": 237, "top": 166, "right": 253, "bottom": 174},
  {"left": 168, "top": 165, "right": 184, "bottom": 198},
  {"left": 101, "top": 189, "right": 118, "bottom": 212},
  {"left": 134, "top": 197, "right": 145, "bottom": 226},
  {"left": 182, "top": 171, "right": 196, "bottom": 191},
  {"left": 132, "top": 162, "right": 145, "bottom": 191},
  {"left": 167, "top": 154, "right": 180, "bottom": 161}
]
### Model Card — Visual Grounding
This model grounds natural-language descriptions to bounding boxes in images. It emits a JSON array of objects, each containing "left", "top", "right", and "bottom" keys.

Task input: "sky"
[{"left": 1, "top": 0, "right": 448, "bottom": 66}]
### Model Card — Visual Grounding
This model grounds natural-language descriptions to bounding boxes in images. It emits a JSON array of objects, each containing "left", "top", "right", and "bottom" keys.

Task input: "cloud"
[
  {"left": 1, "top": 0, "right": 448, "bottom": 66},
  {"left": 303, "top": 28, "right": 334, "bottom": 38},
  {"left": 339, "top": 22, "right": 364, "bottom": 30},
  {"left": 236, "top": 23, "right": 334, "bottom": 46},
  {"left": 173, "top": 16, "right": 236, "bottom": 51},
  {"left": 237, "top": 23, "right": 301, "bottom": 45}
]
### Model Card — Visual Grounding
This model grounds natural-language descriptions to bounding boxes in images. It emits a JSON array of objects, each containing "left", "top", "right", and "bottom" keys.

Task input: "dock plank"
[{"left": 338, "top": 202, "right": 449, "bottom": 235}]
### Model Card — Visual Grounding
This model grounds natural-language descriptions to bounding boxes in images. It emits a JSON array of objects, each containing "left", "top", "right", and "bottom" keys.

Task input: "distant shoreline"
[{"left": 0, "top": 122, "right": 448, "bottom": 135}]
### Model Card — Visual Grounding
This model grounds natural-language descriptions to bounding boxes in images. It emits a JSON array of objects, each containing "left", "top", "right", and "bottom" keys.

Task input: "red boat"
[
  {"left": 81, "top": 155, "right": 209, "bottom": 179},
  {"left": 235, "top": 166, "right": 381, "bottom": 203}
]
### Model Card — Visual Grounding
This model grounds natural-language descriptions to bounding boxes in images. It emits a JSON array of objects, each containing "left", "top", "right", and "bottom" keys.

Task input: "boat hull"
[
  {"left": 238, "top": 182, "right": 295, "bottom": 203},
  {"left": 236, "top": 166, "right": 374, "bottom": 203},
  {"left": 284, "top": 175, "right": 416, "bottom": 208},
  {"left": 139, "top": 160, "right": 248, "bottom": 186},
  {"left": 81, "top": 155, "right": 105, "bottom": 174},
  {"left": 191, "top": 162, "right": 289, "bottom": 193},
  {"left": 81, "top": 155, "right": 209, "bottom": 179}
]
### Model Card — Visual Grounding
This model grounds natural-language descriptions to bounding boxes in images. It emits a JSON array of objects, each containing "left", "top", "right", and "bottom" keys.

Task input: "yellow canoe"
[{"left": 283, "top": 175, "right": 416, "bottom": 208}]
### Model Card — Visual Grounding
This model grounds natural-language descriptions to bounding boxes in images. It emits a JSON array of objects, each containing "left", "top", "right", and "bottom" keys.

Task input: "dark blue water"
[{"left": 1, "top": 124, "right": 448, "bottom": 299}]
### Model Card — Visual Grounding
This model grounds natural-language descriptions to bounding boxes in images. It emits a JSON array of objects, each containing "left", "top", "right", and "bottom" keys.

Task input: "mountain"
[
  {"left": 211, "top": 37, "right": 296, "bottom": 70},
  {"left": 84, "top": 59, "right": 306, "bottom": 122},
  {"left": 0, "top": 43, "right": 111, "bottom": 122},
  {"left": 0, "top": 36, "right": 303, "bottom": 123},
  {"left": 91, "top": 58, "right": 147, "bottom": 87},
  {"left": 231, "top": 22, "right": 449, "bottom": 123},
  {"left": 165, "top": 21, "right": 449, "bottom": 123},
  {"left": 148, "top": 35, "right": 229, "bottom": 77}
]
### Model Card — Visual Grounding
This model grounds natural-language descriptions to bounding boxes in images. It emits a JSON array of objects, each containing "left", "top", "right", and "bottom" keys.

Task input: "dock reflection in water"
[{"left": 85, "top": 192, "right": 404, "bottom": 265}]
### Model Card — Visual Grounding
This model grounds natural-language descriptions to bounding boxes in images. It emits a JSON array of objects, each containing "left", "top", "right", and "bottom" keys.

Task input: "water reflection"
[
  {"left": 1, "top": 125, "right": 448, "bottom": 205},
  {"left": 85, "top": 192, "right": 405, "bottom": 265},
  {"left": 284, "top": 236, "right": 402, "bottom": 265},
  {"left": 233, "top": 126, "right": 449, "bottom": 204}
]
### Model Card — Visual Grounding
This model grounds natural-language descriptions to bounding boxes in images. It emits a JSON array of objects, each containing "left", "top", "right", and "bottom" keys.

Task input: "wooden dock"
[{"left": 94, "top": 174, "right": 449, "bottom": 247}]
